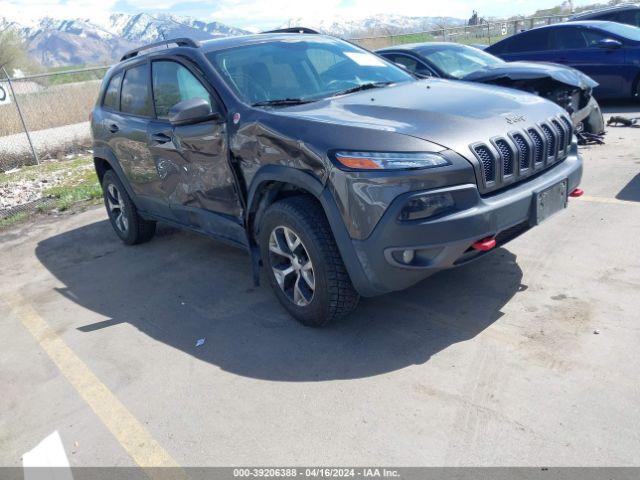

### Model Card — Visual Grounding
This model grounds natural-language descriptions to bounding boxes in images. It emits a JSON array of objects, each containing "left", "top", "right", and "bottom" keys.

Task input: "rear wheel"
[
  {"left": 259, "top": 196, "right": 359, "bottom": 327},
  {"left": 102, "top": 170, "right": 156, "bottom": 245}
]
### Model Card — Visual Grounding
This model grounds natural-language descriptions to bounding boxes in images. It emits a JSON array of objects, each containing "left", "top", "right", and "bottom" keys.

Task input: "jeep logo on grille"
[{"left": 505, "top": 114, "right": 526, "bottom": 124}]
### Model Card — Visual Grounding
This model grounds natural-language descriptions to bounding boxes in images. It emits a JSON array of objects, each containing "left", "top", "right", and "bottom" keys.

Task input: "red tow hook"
[
  {"left": 471, "top": 237, "right": 497, "bottom": 252},
  {"left": 569, "top": 188, "right": 584, "bottom": 198}
]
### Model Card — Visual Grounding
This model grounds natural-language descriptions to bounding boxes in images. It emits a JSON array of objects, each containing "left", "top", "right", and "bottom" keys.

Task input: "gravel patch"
[{"left": 0, "top": 159, "right": 94, "bottom": 211}]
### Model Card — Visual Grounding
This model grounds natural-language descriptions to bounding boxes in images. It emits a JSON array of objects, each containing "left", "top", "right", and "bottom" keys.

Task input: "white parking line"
[
  {"left": 22, "top": 431, "right": 74, "bottom": 480},
  {"left": 5, "top": 291, "right": 184, "bottom": 478}
]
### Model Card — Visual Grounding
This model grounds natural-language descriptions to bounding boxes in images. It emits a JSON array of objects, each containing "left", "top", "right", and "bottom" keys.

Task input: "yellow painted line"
[
  {"left": 577, "top": 195, "right": 639, "bottom": 206},
  {"left": 4, "top": 292, "right": 185, "bottom": 478}
]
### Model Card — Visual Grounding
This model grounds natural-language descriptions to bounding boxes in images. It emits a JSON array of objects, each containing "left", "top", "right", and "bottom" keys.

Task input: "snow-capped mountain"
[
  {"left": 107, "top": 13, "right": 250, "bottom": 44},
  {"left": 1, "top": 13, "right": 250, "bottom": 67},
  {"left": 2, "top": 11, "right": 468, "bottom": 67},
  {"left": 280, "top": 14, "right": 465, "bottom": 37}
]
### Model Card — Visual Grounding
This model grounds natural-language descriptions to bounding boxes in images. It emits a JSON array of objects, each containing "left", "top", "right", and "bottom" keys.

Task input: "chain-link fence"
[
  {"left": 350, "top": 14, "right": 570, "bottom": 50},
  {"left": 0, "top": 65, "right": 109, "bottom": 170}
]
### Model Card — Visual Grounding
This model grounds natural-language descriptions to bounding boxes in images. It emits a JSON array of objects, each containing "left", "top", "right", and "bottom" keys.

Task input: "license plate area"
[{"left": 532, "top": 179, "right": 568, "bottom": 225}]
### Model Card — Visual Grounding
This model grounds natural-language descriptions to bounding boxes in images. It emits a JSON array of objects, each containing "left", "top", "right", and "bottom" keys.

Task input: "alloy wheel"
[
  {"left": 106, "top": 183, "right": 129, "bottom": 234},
  {"left": 268, "top": 226, "right": 315, "bottom": 306}
]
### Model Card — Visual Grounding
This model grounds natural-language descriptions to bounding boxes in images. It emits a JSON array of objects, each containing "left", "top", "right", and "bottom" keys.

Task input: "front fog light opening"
[
  {"left": 391, "top": 249, "right": 416, "bottom": 265},
  {"left": 399, "top": 192, "right": 455, "bottom": 221},
  {"left": 402, "top": 249, "right": 415, "bottom": 264}
]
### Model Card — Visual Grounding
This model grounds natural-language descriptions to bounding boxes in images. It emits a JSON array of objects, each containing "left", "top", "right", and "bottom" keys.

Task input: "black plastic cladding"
[{"left": 471, "top": 115, "right": 573, "bottom": 194}]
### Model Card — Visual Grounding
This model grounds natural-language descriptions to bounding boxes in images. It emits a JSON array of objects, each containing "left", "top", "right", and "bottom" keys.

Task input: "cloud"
[
  {"left": 197, "top": 0, "right": 485, "bottom": 29},
  {"left": 2, "top": 0, "right": 601, "bottom": 29}
]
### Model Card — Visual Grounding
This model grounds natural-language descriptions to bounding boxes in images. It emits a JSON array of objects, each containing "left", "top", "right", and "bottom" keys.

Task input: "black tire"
[
  {"left": 102, "top": 169, "right": 156, "bottom": 245},
  {"left": 259, "top": 195, "right": 359, "bottom": 327}
]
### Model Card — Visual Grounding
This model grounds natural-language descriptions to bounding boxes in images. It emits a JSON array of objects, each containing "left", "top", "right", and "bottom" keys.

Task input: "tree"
[{"left": 0, "top": 29, "right": 35, "bottom": 75}]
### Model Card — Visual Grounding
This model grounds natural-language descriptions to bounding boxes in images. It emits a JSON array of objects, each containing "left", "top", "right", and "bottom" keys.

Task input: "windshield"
[
  {"left": 206, "top": 36, "right": 413, "bottom": 105},
  {"left": 418, "top": 45, "right": 504, "bottom": 79},
  {"left": 599, "top": 21, "right": 640, "bottom": 41}
]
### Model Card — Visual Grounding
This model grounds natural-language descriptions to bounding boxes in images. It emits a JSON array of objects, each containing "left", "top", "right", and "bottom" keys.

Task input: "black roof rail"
[
  {"left": 120, "top": 38, "right": 199, "bottom": 61},
  {"left": 261, "top": 27, "right": 321, "bottom": 34}
]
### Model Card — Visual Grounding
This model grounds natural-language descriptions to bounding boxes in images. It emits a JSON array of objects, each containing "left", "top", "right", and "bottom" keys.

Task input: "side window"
[
  {"left": 152, "top": 61, "right": 213, "bottom": 119},
  {"left": 599, "top": 12, "right": 619, "bottom": 21},
  {"left": 617, "top": 10, "right": 640, "bottom": 27},
  {"left": 384, "top": 54, "right": 419, "bottom": 71},
  {"left": 488, "top": 40, "right": 507, "bottom": 55},
  {"left": 382, "top": 54, "right": 434, "bottom": 76},
  {"left": 103, "top": 72, "right": 122, "bottom": 110},
  {"left": 582, "top": 29, "right": 609, "bottom": 47},
  {"left": 121, "top": 64, "right": 153, "bottom": 117},
  {"left": 504, "top": 29, "right": 550, "bottom": 53},
  {"left": 550, "top": 28, "right": 588, "bottom": 50}
]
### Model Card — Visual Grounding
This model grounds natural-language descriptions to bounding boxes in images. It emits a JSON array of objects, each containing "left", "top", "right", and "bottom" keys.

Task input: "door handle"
[
  {"left": 108, "top": 123, "right": 119, "bottom": 133},
  {"left": 151, "top": 133, "right": 172, "bottom": 144}
]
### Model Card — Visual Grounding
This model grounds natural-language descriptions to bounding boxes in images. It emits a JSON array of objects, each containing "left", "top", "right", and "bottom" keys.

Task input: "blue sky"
[{"left": 5, "top": 0, "right": 598, "bottom": 30}]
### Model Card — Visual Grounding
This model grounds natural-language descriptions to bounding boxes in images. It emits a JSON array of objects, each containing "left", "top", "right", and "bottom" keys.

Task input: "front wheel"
[
  {"left": 259, "top": 196, "right": 359, "bottom": 327},
  {"left": 102, "top": 170, "right": 156, "bottom": 245}
]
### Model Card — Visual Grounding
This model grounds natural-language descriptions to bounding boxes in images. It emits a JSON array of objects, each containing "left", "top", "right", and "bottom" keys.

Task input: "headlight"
[{"left": 333, "top": 151, "right": 450, "bottom": 170}]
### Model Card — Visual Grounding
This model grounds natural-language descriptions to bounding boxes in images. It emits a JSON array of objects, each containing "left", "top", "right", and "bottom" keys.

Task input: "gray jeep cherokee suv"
[{"left": 91, "top": 33, "right": 583, "bottom": 326}]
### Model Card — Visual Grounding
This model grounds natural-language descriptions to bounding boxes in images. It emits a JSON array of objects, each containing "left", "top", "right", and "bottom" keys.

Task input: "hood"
[
  {"left": 462, "top": 61, "right": 598, "bottom": 90},
  {"left": 275, "top": 79, "right": 567, "bottom": 156}
]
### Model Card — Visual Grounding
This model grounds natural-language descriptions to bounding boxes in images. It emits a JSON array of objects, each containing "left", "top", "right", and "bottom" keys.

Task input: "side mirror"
[
  {"left": 394, "top": 62, "right": 414, "bottom": 74},
  {"left": 168, "top": 98, "right": 218, "bottom": 126},
  {"left": 414, "top": 71, "right": 433, "bottom": 79},
  {"left": 596, "top": 38, "right": 622, "bottom": 49}
]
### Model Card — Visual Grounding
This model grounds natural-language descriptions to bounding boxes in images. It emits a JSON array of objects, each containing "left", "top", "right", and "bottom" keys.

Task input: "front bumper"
[
  {"left": 345, "top": 152, "right": 583, "bottom": 296},
  {"left": 572, "top": 96, "right": 604, "bottom": 134}
]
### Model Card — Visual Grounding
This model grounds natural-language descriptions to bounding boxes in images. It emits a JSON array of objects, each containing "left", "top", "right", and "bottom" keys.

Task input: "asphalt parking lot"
[{"left": 1, "top": 103, "right": 640, "bottom": 469}]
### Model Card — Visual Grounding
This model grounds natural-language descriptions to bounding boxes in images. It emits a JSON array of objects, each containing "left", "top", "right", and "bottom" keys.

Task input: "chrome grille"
[
  {"left": 528, "top": 128, "right": 544, "bottom": 165},
  {"left": 551, "top": 119, "right": 567, "bottom": 155},
  {"left": 472, "top": 145, "right": 496, "bottom": 183},
  {"left": 494, "top": 139, "right": 514, "bottom": 176},
  {"left": 512, "top": 133, "right": 530, "bottom": 170},
  {"left": 470, "top": 116, "right": 572, "bottom": 194},
  {"left": 559, "top": 116, "right": 574, "bottom": 151},
  {"left": 540, "top": 123, "right": 557, "bottom": 159}
]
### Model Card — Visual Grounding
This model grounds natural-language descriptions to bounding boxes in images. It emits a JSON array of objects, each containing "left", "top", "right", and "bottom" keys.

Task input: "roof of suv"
[
  {"left": 499, "top": 20, "right": 623, "bottom": 33},
  {"left": 202, "top": 32, "right": 338, "bottom": 53},
  {"left": 570, "top": 3, "right": 639, "bottom": 20},
  {"left": 117, "top": 32, "right": 340, "bottom": 65}
]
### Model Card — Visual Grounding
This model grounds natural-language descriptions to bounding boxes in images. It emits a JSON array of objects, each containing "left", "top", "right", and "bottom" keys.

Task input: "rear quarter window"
[
  {"left": 103, "top": 72, "right": 122, "bottom": 110},
  {"left": 504, "top": 29, "right": 551, "bottom": 53}
]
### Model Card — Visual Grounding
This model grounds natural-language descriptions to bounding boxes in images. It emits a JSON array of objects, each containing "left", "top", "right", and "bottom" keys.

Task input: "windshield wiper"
[
  {"left": 329, "top": 81, "right": 394, "bottom": 98},
  {"left": 252, "top": 98, "right": 313, "bottom": 107}
]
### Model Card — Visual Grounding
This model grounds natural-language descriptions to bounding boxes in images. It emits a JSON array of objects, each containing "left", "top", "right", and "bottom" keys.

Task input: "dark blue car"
[
  {"left": 486, "top": 21, "right": 640, "bottom": 99},
  {"left": 570, "top": 4, "right": 640, "bottom": 27}
]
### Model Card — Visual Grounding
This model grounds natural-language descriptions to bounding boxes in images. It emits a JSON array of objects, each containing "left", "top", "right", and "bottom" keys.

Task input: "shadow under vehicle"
[{"left": 36, "top": 220, "right": 526, "bottom": 382}]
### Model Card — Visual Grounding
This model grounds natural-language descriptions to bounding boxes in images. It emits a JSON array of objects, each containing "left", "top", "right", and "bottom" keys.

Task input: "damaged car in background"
[{"left": 377, "top": 42, "right": 605, "bottom": 142}]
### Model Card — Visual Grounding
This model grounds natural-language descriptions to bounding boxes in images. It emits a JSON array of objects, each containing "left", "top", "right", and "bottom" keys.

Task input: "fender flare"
[
  {"left": 92, "top": 145, "right": 138, "bottom": 202},
  {"left": 245, "top": 165, "right": 377, "bottom": 296},
  {"left": 246, "top": 166, "right": 324, "bottom": 215}
]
